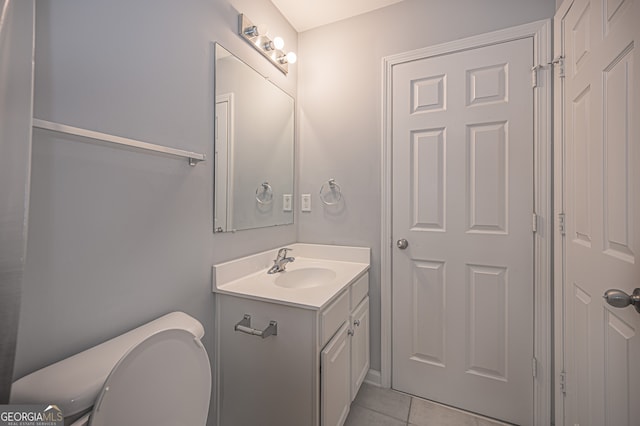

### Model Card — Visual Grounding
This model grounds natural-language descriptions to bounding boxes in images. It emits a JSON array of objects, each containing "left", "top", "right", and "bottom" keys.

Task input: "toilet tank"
[{"left": 10, "top": 311, "right": 206, "bottom": 418}]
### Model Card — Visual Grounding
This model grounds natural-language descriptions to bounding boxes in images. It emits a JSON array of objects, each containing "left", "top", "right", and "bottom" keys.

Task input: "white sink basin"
[
  {"left": 274, "top": 267, "right": 337, "bottom": 289},
  {"left": 213, "top": 244, "right": 370, "bottom": 309}
]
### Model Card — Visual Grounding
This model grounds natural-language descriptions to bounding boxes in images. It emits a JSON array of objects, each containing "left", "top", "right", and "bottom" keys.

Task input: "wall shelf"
[{"left": 32, "top": 119, "right": 206, "bottom": 166}]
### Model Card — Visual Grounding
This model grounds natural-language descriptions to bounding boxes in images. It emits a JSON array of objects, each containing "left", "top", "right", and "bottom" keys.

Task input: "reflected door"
[{"left": 215, "top": 95, "right": 233, "bottom": 232}]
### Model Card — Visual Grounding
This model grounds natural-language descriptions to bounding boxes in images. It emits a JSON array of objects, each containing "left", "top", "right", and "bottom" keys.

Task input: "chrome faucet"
[{"left": 268, "top": 247, "right": 295, "bottom": 274}]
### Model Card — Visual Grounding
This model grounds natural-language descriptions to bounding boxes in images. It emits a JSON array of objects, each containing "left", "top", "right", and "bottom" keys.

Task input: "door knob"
[
  {"left": 603, "top": 288, "right": 640, "bottom": 313},
  {"left": 397, "top": 239, "right": 409, "bottom": 249}
]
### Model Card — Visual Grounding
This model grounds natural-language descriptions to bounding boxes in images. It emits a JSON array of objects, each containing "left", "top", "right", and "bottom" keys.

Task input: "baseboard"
[{"left": 363, "top": 369, "right": 383, "bottom": 387}]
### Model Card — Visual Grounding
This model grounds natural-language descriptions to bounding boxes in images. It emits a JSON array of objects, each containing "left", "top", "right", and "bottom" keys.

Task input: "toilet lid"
[{"left": 89, "top": 328, "right": 211, "bottom": 426}]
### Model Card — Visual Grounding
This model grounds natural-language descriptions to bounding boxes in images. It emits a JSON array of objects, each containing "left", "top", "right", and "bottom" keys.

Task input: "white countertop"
[{"left": 212, "top": 244, "right": 370, "bottom": 310}]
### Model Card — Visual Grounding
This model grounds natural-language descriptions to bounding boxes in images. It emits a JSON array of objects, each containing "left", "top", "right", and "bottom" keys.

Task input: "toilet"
[{"left": 10, "top": 312, "right": 211, "bottom": 426}]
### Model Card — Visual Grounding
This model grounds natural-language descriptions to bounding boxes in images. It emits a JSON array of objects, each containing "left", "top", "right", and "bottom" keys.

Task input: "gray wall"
[
  {"left": 297, "top": 0, "right": 556, "bottom": 373},
  {"left": 14, "top": 0, "right": 297, "bottom": 405},
  {"left": 0, "top": 0, "right": 34, "bottom": 402}
]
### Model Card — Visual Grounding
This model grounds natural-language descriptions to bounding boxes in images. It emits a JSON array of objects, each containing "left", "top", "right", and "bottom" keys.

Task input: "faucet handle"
[{"left": 277, "top": 247, "right": 293, "bottom": 256}]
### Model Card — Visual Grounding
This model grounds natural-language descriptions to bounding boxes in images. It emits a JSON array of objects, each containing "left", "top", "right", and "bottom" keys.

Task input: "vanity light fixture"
[{"left": 239, "top": 14, "right": 296, "bottom": 75}]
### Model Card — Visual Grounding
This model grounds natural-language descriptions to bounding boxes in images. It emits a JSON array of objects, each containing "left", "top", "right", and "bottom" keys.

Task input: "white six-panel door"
[
  {"left": 391, "top": 38, "right": 535, "bottom": 425},
  {"left": 557, "top": 0, "right": 640, "bottom": 424}
]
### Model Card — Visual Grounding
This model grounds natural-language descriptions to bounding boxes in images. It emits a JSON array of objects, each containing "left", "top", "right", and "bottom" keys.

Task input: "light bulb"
[
  {"left": 286, "top": 51, "right": 297, "bottom": 64},
  {"left": 273, "top": 37, "right": 285, "bottom": 50}
]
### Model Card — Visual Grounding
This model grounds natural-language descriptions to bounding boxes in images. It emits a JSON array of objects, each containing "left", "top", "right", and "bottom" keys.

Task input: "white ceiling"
[{"left": 270, "top": 0, "right": 406, "bottom": 32}]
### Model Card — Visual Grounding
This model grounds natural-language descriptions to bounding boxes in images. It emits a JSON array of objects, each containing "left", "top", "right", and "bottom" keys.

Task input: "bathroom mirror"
[{"left": 214, "top": 44, "right": 295, "bottom": 233}]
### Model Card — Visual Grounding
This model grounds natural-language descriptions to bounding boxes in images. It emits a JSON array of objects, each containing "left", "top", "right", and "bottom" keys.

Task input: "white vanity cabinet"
[
  {"left": 214, "top": 271, "right": 369, "bottom": 426},
  {"left": 320, "top": 273, "right": 370, "bottom": 426}
]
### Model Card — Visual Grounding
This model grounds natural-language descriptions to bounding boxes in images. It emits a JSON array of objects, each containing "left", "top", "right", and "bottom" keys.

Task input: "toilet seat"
[{"left": 87, "top": 328, "right": 211, "bottom": 426}]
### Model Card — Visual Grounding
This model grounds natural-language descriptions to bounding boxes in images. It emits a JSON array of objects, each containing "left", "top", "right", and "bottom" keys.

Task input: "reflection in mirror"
[{"left": 214, "top": 44, "right": 295, "bottom": 232}]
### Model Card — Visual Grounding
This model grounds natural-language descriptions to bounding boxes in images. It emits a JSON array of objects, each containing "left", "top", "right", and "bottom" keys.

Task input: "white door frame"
[
  {"left": 553, "top": 3, "right": 572, "bottom": 424},
  {"left": 380, "top": 20, "right": 553, "bottom": 425}
]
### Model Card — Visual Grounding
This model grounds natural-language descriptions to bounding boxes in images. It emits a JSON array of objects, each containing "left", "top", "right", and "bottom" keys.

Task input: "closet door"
[{"left": 392, "top": 36, "right": 535, "bottom": 425}]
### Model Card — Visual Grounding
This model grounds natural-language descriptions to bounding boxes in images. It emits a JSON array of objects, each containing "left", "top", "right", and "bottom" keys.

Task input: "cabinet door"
[
  {"left": 350, "top": 296, "right": 369, "bottom": 400},
  {"left": 217, "top": 295, "right": 315, "bottom": 426},
  {"left": 321, "top": 322, "right": 350, "bottom": 426}
]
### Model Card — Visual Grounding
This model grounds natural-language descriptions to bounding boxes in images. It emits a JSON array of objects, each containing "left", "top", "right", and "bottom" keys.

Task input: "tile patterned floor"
[{"left": 345, "top": 383, "right": 513, "bottom": 426}]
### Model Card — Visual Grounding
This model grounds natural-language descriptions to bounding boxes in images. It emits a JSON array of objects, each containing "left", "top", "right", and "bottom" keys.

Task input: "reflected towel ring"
[
  {"left": 255, "top": 182, "right": 274, "bottom": 205},
  {"left": 319, "top": 178, "right": 342, "bottom": 206}
]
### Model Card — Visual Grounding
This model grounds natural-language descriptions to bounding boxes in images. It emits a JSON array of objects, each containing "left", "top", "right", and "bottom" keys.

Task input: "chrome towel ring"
[{"left": 319, "top": 178, "right": 342, "bottom": 206}]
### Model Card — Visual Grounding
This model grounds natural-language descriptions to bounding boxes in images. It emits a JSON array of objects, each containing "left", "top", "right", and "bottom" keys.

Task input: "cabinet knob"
[
  {"left": 353, "top": 319, "right": 361, "bottom": 327},
  {"left": 347, "top": 329, "right": 355, "bottom": 336}
]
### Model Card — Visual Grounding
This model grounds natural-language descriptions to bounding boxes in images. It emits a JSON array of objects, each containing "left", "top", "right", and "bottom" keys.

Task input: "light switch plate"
[
  {"left": 283, "top": 194, "right": 292, "bottom": 212},
  {"left": 301, "top": 194, "right": 311, "bottom": 212}
]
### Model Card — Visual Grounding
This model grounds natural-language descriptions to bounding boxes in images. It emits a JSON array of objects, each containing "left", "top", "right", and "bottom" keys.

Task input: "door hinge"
[
  {"left": 558, "top": 212, "right": 566, "bottom": 235},
  {"left": 549, "top": 56, "right": 565, "bottom": 78},
  {"left": 532, "top": 213, "right": 538, "bottom": 233},
  {"left": 559, "top": 371, "right": 567, "bottom": 395},
  {"left": 532, "top": 357, "right": 538, "bottom": 378},
  {"left": 531, "top": 65, "right": 541, "bottom": 88}
]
